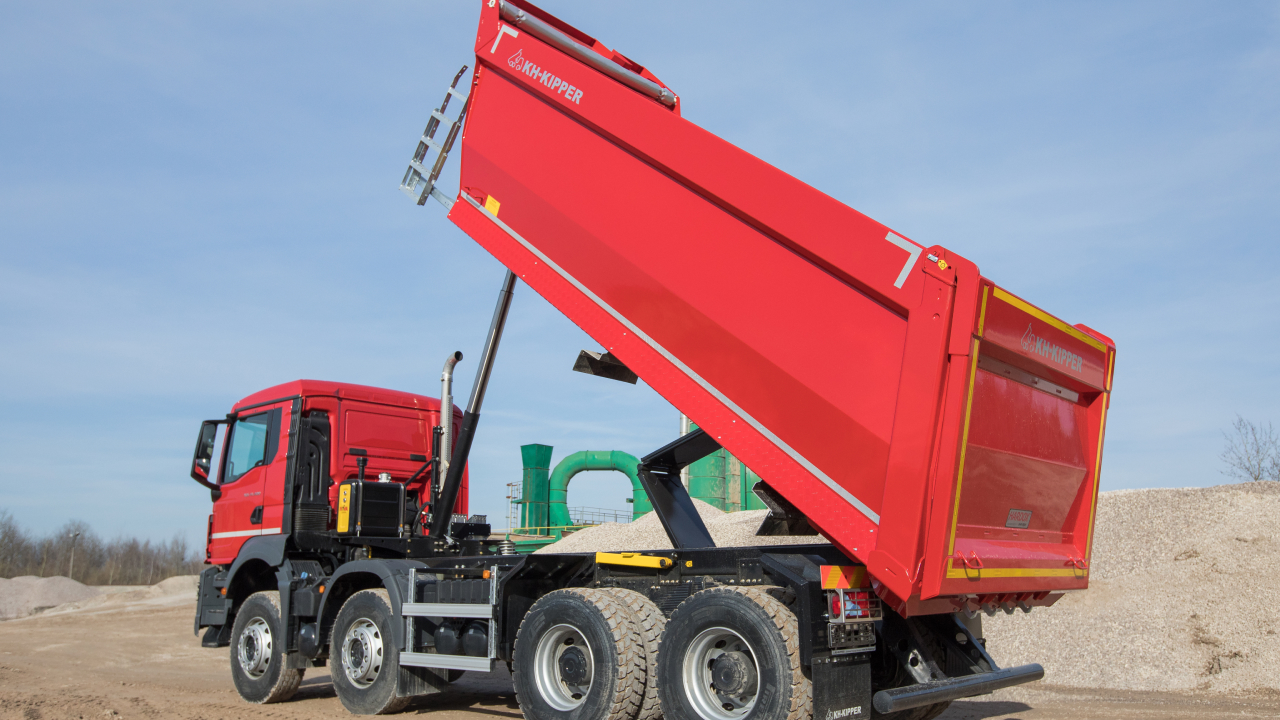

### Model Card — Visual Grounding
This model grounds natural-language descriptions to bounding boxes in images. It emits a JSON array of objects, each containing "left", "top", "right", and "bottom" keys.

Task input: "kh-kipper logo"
[
  {"left": 508, "top": 49, "right": 584, "bottom": 104},
  {"left": 825, "top": 706, "right": 863, "bottom": 719},
  {"left": 1021, "top": 323, "right": 1084, "bottom": 372}
]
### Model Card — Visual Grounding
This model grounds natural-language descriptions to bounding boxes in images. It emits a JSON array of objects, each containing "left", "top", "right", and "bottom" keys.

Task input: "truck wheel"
[
  {"left": 330, "top": 589, "right": 409, "bottom": 715},
  {"left": 512, "top": 588, "right": 646, "bottom": 720},
  {"left": 657, "top": 586, "right": 811, "bottom": 720},
  {"left": 229, "top": 591, "right": 304, "bottom": 704},
  {"left": 603, "top": 588, "right": 666, "bottom": 720}
]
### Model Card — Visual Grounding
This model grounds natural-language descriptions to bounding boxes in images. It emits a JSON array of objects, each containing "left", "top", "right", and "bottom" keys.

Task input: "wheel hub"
[
  {"left": 683, "top": 627, "right": 760, "bottom": 720},
  {"left": 534, "top": 624, "right": 594, "bottom": 710},
  {"left": 342, "top": 618, "right": 384, "bottom": 689},
  {"left": 558, "top": 646, "right": 590, "bottom": 685},
  {"left": 237, "top": 616, "right": 273, "bottom": 679},
  {"left": 711, "top": 651, "right": 758, "bottom": 696}
]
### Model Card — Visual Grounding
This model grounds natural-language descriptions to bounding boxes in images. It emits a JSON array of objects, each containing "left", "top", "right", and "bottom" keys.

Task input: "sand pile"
[
  {"left": 0, "top": 575, "right": 198, "bottom": 621},
  {"left": 0, "top": 576, "right": 102, "bottom": 620},
  {"left": 986, "top": 482, "right": 1280, "bottom": 695},
  {"left": 536, "top": 499, "right": 827, "bottom": 553}
]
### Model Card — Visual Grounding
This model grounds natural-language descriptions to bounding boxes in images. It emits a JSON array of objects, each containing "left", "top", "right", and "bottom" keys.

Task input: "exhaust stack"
[{"left": 439, "top": 351, "right": 463, "bottom": 482}]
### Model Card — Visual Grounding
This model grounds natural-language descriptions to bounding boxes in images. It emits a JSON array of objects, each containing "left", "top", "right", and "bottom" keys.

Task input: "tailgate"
[{"left": 930, "top": 284, "right": 1115, "bottom": 599}]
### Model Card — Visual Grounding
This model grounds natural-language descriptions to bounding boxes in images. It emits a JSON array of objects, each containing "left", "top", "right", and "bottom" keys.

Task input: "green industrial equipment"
[
  {"left": 511, "top": 427, "right": 764, "bottom": 553},
  {"left": 682, "top": 418, "right": 768, "bottom": 512}
]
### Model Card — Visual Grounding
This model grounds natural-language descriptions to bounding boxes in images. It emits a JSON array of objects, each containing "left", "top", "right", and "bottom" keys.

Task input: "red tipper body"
[{"left": 448, "top": 1, "right": 1116, "bottom": 615}]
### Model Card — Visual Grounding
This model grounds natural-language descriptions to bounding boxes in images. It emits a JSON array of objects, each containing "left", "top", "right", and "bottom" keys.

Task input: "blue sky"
[{"left": 2, "top": 1, "right": 1277, "bottom": 548}]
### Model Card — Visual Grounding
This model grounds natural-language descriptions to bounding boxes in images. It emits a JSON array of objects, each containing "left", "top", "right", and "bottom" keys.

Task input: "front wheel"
[
  {"left": 330, "top": 589, "right": 409, "bottom": 715},
  {"left": 657, "top": 586, "right": 811, "bottom": 720},
  {"left": 229, "top": 591, "right": 303, "bottom": 704}
]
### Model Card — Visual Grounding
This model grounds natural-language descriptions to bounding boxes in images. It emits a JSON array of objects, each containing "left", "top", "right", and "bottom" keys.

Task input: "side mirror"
[{"left": 191, "top": 420, "right": 222, "bottom": 494}]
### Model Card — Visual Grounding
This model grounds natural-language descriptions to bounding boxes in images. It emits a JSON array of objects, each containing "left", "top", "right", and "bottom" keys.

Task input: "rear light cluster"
[{"left": 828, "top": 589, "right": 880, "bottom": 622}]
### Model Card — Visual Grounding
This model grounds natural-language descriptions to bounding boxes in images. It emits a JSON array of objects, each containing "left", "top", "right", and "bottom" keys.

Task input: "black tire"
[
  {"left": 657, "top": 586, "right": 811, "bottom": 720},
  {"left": 603, "top": 588, "right": 666, "bottom": 720},
  {"left": 330, "top": 589, "right": 409, "bottom": 715},
  {"left": 229, "top": 591, "right": 304, "bottom": 704},
  {"left": 512, "top": 588, "right": 646, "bottom": 720}
]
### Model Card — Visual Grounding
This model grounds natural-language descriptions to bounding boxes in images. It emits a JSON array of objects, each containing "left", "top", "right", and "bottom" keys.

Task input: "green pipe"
[{"left": 547, "top": 450, "right": 649, "bottom": 526}]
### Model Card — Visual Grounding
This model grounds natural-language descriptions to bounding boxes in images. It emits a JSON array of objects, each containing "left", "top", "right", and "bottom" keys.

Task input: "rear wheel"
[
  {"left": 602, "top": 589, "right": 666, "bottom": 720},
  {"left": 657, "top": 586, "right": 810, "bottom": 720},
  {"left": 229, "top": 591, "right": 303, "bottom": 704},
  {"left": 512, "top": 588, "right": 646, "bottom": 720},
  {"left": 330, "top": 589, "right": 409, "bottom": 715}
]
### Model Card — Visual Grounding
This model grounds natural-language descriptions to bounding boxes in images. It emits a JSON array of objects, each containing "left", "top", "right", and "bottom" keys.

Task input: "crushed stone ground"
[
  {"left": 534, "top": 499, "right": 826, "bottom": 553},
  {"left": 985, "top": 481, "right": 1280, "bottom": 695}
]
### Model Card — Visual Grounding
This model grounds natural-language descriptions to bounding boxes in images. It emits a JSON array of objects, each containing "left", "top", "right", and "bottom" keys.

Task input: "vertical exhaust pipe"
[
  {"left": 439, "top": 351, "right": 463, "bottom": 482},
  {"left": 429, "top": 270, "right": 517, "bottom": 541}
]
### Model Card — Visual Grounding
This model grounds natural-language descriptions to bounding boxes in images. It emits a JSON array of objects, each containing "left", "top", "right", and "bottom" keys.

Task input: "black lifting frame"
[{"left": 635, "top": 428, "right": 721, "bottom": 549}]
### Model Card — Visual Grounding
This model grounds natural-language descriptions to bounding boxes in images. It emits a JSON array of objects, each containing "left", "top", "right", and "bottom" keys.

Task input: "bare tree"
[{"left": 1221, "top": 415, "right": 1280, "bottom": 482}]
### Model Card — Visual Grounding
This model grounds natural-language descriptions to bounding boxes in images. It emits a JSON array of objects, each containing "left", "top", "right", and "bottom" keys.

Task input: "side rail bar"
[
  {"left": 498, "top": 1, "right": 676, "bottom": 107},
  {"left": 872, "top": 664, "right": 1045, "bottom": 714}
]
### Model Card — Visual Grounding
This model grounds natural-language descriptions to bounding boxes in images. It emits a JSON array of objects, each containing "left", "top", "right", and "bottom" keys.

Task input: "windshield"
[{"left": 224, "top": 413, "right": 270, "bottom": 484}]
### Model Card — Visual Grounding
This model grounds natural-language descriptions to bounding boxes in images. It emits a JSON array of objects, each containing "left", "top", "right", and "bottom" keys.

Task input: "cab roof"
[{"left": 233, "top": 379, "right": 443, "bottom": 413}]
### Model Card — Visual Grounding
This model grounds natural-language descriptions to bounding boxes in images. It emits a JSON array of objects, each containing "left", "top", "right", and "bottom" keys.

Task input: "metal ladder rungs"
[{"left": 400, "top": 652, "right": 493, "bottom": 672}]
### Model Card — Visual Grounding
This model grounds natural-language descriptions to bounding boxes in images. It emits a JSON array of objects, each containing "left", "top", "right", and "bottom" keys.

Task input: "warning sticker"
[{"left": 1005, "top": 509, "right": 1032, "bottom": 529}]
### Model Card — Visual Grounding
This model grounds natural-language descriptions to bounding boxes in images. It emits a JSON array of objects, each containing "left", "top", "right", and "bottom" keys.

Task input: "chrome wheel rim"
[
  {"left": 533, "top": 623, "right": 594, "bottom": 710},
  {"left": 238, "top": 616, "right": 273, "bottom": 679},
  {"left": 683, "top": 627, "right": 759, "bottom": 720},
  {"left": 342, "top": 618, "right": 384, "bottom": 688}
]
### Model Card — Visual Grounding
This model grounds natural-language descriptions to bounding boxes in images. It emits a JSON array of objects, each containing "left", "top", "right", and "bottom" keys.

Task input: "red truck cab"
[{"left": 192, "top": 380, "right": 466, "bottom": 564}]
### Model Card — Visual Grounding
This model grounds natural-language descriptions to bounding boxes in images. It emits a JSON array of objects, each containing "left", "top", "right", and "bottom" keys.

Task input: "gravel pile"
[
  {"left": 985, "top": 482, "right": 1280, "bottom": 695},
  {"left": 535, "top": 499, "right": 828, "bottom": 553},
  {"left": 0, "top": 576, "right": 102, "bottom": 620}
]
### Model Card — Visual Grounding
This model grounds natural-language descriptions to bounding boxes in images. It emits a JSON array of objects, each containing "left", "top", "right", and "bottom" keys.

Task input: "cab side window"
[{"left": 224, "top": 413, "right": 270, "bottom": 484}]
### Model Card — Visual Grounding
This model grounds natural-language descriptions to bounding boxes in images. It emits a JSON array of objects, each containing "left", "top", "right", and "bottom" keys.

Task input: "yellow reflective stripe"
[
  {"left": 946, "top": 567, "right": 1088, "bottom": 579},
  {"left": 992, "top": 287, "right": 1106, "bottom": 352},
  {"left": 1083, "top": 400, "right": 1110, "bottom": 560},
  {"left": 1106, "top": 350, "right": 1116, "bottom": 391},
  {"left": 946, "top": 338, "right": 983, "bottom": 574},
  {"left": 977, "top": 285, "right": 990, "bottom": 337},
  {"left": 595, "top": 552, "right": 672, "bottom": 569}
]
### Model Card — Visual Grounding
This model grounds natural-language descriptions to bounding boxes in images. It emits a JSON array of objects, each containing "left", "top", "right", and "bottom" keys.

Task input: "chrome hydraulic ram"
[{"left": 429, "top": 270, "right": 517, "bottom": 541}]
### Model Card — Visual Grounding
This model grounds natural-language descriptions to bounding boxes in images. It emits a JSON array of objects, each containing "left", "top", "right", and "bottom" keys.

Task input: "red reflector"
[
  {"left": 829, "top": 592, "right": 842, "bottom": 619},
  {"left": 843, "top": 591, "right": 868, "bottom": 618}
]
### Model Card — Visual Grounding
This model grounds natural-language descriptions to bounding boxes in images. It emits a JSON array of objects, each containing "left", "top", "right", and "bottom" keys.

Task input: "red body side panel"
[{"left": 447, "top": 1, "right": 1116, "bottom": 613}]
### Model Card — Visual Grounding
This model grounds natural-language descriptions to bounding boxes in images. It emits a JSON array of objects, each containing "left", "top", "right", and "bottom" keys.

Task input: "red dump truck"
[{"left": 192, "top": 2, "right": 1116, "bottom": 718}]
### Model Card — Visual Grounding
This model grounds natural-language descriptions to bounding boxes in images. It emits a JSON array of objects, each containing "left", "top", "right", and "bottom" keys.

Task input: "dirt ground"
[{"left": 1, "top": 596, "right": 1278, "bottom": 720}]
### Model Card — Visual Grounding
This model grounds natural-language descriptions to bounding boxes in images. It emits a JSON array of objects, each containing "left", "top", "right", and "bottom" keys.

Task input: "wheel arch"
[{"left": 316, "top": 559, "right": 422, "bottom": 651}]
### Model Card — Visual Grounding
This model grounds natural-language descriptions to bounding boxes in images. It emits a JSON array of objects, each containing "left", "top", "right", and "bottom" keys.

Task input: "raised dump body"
[{"left": 439, "top": 0, "right": 1115, "bottom": 614}]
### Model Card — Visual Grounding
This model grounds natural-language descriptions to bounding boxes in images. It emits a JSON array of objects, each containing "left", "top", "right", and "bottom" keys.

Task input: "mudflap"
[
  {"left": 812, "top": 652, "right": 873, "bottom": 720},
  {"left": 397, "top": 665, "right": 451, "bottom": 698},
  {"left": 201, "top": 623, "right": 232, "bottom": 648},
  {"left": 195, "top": 567, "right": 229, "bottom": 627}
]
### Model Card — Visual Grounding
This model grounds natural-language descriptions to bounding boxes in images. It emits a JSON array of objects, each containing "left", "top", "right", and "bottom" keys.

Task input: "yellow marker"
[
  {"left": 337, "top": 485, "right": 351, "bottom": 533},
  {"left": 595, "top": 552, "right": 672, "bottom": 570},
  {"left": 820, "top": 565, "right": 868, "bottom": 589},
  {"left": 484, "top": 195, "right": 501, "bottom": 216},
  {"left": 937, "top": 259, "right": 949, "bottom": 270},
  {"left": 685, "top": 560, "right": 693, "bottom": 568}
]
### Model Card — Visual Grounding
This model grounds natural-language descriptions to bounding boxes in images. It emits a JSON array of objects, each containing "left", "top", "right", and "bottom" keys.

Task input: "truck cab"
[{"left": 191, "top": 379, "right": 468, "bottom": 566}]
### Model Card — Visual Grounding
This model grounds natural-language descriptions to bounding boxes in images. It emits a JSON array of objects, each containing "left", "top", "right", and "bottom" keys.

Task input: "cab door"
[{"left": 208, "top": 410, "right": 279, "bottom": 564}]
